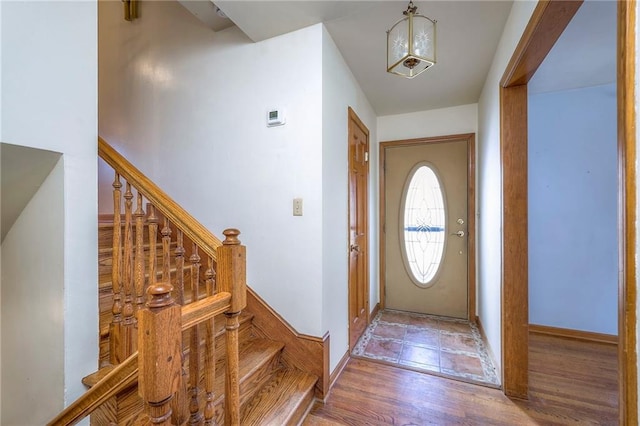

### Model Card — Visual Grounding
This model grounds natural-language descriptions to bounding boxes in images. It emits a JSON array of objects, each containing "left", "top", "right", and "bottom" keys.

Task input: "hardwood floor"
[{"left": 305, "top": 333, "right": 618, "bottom": 425}]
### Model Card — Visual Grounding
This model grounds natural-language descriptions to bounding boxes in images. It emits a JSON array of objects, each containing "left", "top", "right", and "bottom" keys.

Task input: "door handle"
[
  {"left": 350, "top": 244, "right": 360, "bottom": 253},
  {"left": 451, "top": 230, "right": 465, "bottom": 238}
]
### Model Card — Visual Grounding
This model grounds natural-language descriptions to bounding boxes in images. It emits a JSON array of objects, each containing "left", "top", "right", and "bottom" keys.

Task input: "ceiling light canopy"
[{"left": 387, "top": 1, "right": 437, "bottom": 79}]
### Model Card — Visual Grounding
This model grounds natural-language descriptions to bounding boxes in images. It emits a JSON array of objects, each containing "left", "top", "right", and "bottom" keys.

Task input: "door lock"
[{"left": 451, "top": 230, "right": 465, "bottom": 238}]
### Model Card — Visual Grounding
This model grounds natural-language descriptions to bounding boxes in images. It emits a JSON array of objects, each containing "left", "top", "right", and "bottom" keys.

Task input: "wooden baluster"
[
  {"left": 109, "top": 172, "right": 123, "bottom": 365},
  {"left": 146, "top": 203, "right": 158, "bottom": 289},
  {"left": 122, "top": 182, "right": 135, "bottom": 358},
  {"left": 204, "top": 257, "right": 217, "bottom": 425},
  {"left": 134, "top": 192, "right": 146, "bottom": 316},
  {"left": 161, "top": 218, "right": 171, "bottom": 284},
  {"left": 205, "top": 257, "right": 216, "bottom": 297},
  {"left": 171, "top": 229, "right": 189, "bottom": 425},
  {"left": 175, "top": 230, "right": 185, "bottom": 305},
  {"left": 138, "top": 283, "right": 181, "bottom": 426},
  {"left": 217, "top": 229, "right": 247, "bottom": 426},
  {"left": 190, "top": 245, "right": 201, "bottom": 303},
  {"left": 188, "top": 245, "right": 202, "bottom": 425}
]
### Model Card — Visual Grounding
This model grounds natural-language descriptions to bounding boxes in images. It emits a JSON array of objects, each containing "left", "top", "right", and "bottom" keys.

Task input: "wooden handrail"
[
  {"left": 98, "top": 137, "right": 222, "bottom": 262},
  {"left": 48, "top": 353, "right": 139, "bottom": 426},
  {"left": 48, "top": 293, "right": 233, "bottom": 426},
  {"left": 181, "top": 292, "right": 231, "bottom": 329}
]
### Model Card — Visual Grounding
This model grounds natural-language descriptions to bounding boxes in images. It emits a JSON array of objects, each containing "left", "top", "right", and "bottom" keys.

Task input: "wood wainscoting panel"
[{"left": 246, "top": 288, "right": 329, "bottom": 399}]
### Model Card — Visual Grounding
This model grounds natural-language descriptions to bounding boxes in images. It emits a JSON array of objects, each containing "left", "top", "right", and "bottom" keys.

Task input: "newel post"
[
  {"left": 138, "top": 283, "right": 182, "bottom": 425},
  {"left": 217, "top": 229, "right": 247, "bottom": 426}
]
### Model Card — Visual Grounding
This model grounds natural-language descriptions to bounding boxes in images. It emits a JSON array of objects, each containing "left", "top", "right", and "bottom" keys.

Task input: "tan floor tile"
[
  {"left": 440, "top": 333, "right": 477, "bottom": 353},
  {"left": 364, "top": 338, "right": 402, "bottom": 360},
  {"left": 400, "top": 344, "right": 440, "bottom": 367},
  {"left": 405, "top": 327, "right": 439, "bottom": 348},
  {"left": 440, "top": 351, "right": 484, "bottom": 376},
  {"left": 373, "top": 322, "right": 406, "bottom": 340}
]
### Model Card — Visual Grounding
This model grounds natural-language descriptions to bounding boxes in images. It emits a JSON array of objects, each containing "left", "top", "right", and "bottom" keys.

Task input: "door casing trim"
[
  {"left": 500, "top": 2, "right": 637, "bottom": 423},
  {"left": 379, "top": 133, "right": 476, "bottom": 321}
]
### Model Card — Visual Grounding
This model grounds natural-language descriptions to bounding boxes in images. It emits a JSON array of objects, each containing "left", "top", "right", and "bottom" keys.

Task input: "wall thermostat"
[{"left": 267, "top": 108, "right": 286, "bottom": 127}]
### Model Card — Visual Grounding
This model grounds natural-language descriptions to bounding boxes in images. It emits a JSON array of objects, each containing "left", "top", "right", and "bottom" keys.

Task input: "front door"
[
  {"left": 382, "top": 135, "right": 470, "bottom": 319},
  {"left": 348, "top": 108, "right": 369, "bottom": 349}
]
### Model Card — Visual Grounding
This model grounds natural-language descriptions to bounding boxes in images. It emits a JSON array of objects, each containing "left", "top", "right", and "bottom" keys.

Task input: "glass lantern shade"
[{"left": 387, "top": 10, "right": 436, "bottom": 78}]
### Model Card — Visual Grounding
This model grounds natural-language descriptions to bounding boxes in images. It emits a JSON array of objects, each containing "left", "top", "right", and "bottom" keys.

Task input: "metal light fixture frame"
[{"left": 386, "top": 1, "right": 437, "bottom": 79}]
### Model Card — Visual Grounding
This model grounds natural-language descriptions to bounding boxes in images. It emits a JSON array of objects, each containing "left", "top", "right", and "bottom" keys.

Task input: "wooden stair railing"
[
  {"left": 48, "top": 289, "right": 235, "bottom": 425},
  {"left": 98, "top": 137, "right": 222, "bottom": 261},
  {"left": 68, "top": 138, "right": 248, "bottom": 424}
]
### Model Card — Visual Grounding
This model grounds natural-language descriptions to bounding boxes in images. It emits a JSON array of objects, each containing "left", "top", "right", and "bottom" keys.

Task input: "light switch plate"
[{"left": 293, "top": 198, "right": 303, "bottom": 216}]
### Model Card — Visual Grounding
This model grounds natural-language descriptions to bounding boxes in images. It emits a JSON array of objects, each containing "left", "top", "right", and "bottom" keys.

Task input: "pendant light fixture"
[{"left": 387, "top": 1, "right": 437, "bottom": 78}]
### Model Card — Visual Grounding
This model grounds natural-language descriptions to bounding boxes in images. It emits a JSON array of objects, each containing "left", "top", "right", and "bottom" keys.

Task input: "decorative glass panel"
[{"left": 402, "top": 164, "right": 446, "bottom": 286}]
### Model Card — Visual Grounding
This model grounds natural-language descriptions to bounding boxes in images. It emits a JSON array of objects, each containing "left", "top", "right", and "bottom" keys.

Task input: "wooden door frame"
[
  {"left": 379, "top": 133, "right": 476, "bottom": 321},
  {"left": 500, "top": 1, "right": 637, "bottom": 422},
  {"left": 348, "top": 107, "right": 370, "bottom": 350}
]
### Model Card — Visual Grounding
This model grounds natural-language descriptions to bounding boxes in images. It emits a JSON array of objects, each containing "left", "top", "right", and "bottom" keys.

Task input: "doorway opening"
[
  {"left": 351, "top": 133, "right": 493, "bottom": 387},
  {"left": 500, "top": 1, "right": 635, "bottom": 423}
]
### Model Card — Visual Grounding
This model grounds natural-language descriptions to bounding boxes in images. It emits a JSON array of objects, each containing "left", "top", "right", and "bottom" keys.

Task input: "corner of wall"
[
  {"left": 475, "top": 0, "right": 537, "bottom": 376},
  {"left": 320, "top": 25, "right": 378, "bottom": 373}
]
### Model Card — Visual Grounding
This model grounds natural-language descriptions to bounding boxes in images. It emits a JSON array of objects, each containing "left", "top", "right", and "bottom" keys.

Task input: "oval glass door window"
[{"left": 401, "top": 164, "right": 446, "bottom": 287}]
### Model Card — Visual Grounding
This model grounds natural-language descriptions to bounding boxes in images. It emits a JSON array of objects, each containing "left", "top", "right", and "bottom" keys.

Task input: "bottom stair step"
[{"left": 241, "top": 368, "right": 318, "bottom": 426}]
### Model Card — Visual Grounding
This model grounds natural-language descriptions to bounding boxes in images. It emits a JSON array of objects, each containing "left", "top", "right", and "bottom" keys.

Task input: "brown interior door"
[{"left": 348, "top": 108, "right": 369, "bottom": 349}]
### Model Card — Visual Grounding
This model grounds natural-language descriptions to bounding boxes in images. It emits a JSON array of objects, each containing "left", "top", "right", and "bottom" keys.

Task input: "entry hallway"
[{"left": 304, "top": 333, "right": 618, "bottom": 425}]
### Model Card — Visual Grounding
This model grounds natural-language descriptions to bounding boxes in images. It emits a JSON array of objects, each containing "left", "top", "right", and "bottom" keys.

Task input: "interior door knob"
[{"left": 451, "top": 230, "right": 465, "bottom": 238}]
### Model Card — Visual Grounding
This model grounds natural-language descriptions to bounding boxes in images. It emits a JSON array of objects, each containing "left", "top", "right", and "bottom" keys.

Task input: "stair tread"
[
  {"left": 234, "top": 337, "right": 284, "bottom": 382},
  {"left": 240, "top": 368, "right": 318, "bottom": 426}
]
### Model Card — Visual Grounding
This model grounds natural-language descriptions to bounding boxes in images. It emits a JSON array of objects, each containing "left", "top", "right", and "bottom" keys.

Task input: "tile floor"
[{"left": 352, "top": 309, "right": 500, "bottom": 387}]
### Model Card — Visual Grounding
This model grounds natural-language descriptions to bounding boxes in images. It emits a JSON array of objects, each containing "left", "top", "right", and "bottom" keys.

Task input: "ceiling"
[
  {"left": 196, "top": 0, "right": 616, "bottom": 116},
  {"left": 215, "top": 1, "right": 513, "bottom": 116}
]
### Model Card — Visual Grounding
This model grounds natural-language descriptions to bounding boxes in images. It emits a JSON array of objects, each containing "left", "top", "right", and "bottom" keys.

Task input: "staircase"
[
  {"left": 49, "top": 138, "right": 319, "bottom": 425},
  {"left": 94, "top": 220, "right": 317, "bottom": 425}
]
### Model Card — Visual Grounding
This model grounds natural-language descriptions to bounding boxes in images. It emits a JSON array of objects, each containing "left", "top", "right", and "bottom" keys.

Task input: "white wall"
[
  {"left": 1, "top": 0, "right": 98, "bottom": 411},
  {"left": 321, "top": 26, "right": 377, "bottom": 370},
  {"left": 1, "top": 159, "right": 65, "bottom": 424},
  {"left": 100, "top": 1, "right": 326, "bottom": 337},
  {"left": 528, "top": 84, "right": 617, "bottom": 335},
  {"left": 99, "top": 2, "right": 379, "bottom": 373},
  {"left": 377, "top": 104, "right": 477, "bottom": 142},
  {"left": 477, "top": 0, "right": 537, "bottom": 375}
]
